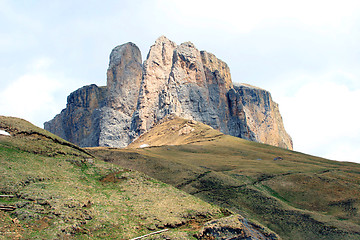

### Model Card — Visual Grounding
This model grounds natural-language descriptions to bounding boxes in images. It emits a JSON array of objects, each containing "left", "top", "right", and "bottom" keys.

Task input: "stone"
[
  {"left": 198, "top": 214, "right": 280, "bottom": 239},
  {"left": 44, "top": 36, "right": 293, "bottom": 150},
  {"left": 106, "top": 42, "right": 142, "bottom": 115}
]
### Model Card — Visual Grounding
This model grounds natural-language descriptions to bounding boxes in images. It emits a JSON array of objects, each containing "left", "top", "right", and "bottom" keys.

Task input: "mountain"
[
  {"left": 1, "top": 116, "right": 283, "bottom": 239},
  {"left": 88, "top": 116, "right": 360, "bottom": 240},
  {"left": 44, "top": 36, "right": 292, "bottom": 149}
]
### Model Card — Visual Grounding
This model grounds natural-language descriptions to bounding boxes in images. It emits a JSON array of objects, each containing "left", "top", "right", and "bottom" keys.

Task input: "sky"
[{"left": 1, "top": 0, "right": 360, "bottom": 163}]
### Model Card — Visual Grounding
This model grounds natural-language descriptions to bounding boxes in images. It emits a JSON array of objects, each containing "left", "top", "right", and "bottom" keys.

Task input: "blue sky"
[{"left": 1, "top": 0, "right": 360, "bottom": 163}]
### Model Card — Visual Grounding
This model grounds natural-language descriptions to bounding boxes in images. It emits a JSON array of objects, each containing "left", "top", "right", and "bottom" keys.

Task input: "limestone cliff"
[
  {"left": 233, "top": 83, "right": 293, "bottom": 149},
  {"left": 100, "top": 42, "right": 143, "bottom": 147},
  {"left": 44, "top": 36, "right": 292, "bottom": 149},
  {"left": 44, "top": 84, "right": 106, "bottom": 147},
  {"left": 45, "top": 42, "right": 142, "bottom": 148}
]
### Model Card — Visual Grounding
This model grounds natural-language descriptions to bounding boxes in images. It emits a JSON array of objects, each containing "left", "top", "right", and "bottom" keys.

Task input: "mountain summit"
[{"left": 45, "top": 36, "right": 292, "bottom": 149}]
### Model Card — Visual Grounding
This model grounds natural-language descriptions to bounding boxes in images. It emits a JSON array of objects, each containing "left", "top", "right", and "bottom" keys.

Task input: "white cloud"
[
  {"left": 157, "top": 0, "right": 360, "bottom": 34},
  {"left": 0, "top": 57, "right": 70, "bottom": 128},
  {"left": 0, "top": 73, "right": 61, "bottom": 127},
  {"left": 28, "top": 57, "right": 53, "bottom": 71},
  {"left": 276, "top": 71, "right": 360, "bottom": 163},
  {"left": 324, "top": 143, "right": 360, "bottom": 163}
]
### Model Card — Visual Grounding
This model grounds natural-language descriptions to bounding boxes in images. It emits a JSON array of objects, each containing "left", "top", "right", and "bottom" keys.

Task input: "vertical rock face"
[
  {"left": 44, "top": 84, "right": 106, "bottom": 147},
  {"left": 234, "top": 83, "right": 293, "bottom": 149},
  {"left": 44, "top": 36, "right": 293, "bottom": 150},
  {"left": 45, "top": 42, "right": 142, "bottom": 148},
  {"left": 131, "top": 36, "right": 177, "bottom": 136},
  {"left": 106, "top": 42, "right": 142, "bottom": 114},
  {"left": 99, "top": 42, "right": 143, "bottom": 147}
]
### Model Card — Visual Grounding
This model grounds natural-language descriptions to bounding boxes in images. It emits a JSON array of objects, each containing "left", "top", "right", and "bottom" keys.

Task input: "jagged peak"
[
  {"left": 174, "top": 41, "right": 201, "bottom": 61},
  {"left": 145, "top": 36, "right": 177, "bottom": 66},
  {"left": 109, "top": 42, "right": 142, "bottom": 69},
  {"left": 200, "top": 51, "right": 226, "bottom": 65},
  {"left": 179, "top": 41, "right": 196, "bottom": 49},
  {"left": 154, "top": 35, "right": 175, "bottom": 44}
]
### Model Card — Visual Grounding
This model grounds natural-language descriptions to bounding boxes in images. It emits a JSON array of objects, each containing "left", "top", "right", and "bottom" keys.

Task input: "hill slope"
[
  {"left": 0, "top": 116, "right": 237, "bottom": 239},
  {"left": 128, "top": 115, "right": 224, "bottom": 148},
  {"left": 89, "top": 117, "right": 360, "bottom": 240}
]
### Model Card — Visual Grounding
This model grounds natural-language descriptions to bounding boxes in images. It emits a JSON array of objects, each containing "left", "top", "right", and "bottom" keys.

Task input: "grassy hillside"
[
  {"left": 0, "top": 116, "right": 232, "bottom": 239},
  {"left": 128, "top": 116, "right": 223, "bottom": 148},
  {"left": 89, "top": 117, "right": 360, "bottom": 240}
]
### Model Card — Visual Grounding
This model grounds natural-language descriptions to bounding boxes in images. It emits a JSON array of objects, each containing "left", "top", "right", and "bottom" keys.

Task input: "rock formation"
[
  {"left": 198, "top": 214, "right": 280, "bottom": 239},
  {"left": 45, "top": 36, "right": 293, "bottom": 149},
  {"left": 233, "top": 83, "right": 293, "bottom": 149},
  {"left": 100, "top": 42, "right": 143, "bottom": 147},
  {"left": 44, "top": 84, "right": 106, "bottom": 147}
]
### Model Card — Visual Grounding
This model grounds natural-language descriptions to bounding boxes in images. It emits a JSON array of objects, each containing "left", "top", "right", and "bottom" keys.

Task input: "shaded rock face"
[
  {"left": 106, "top": 42, "right": 142, "bottom": 114},
  {"left": 45, "top": 36, "right": 293, "bottom": 149},
  {"left": 45, "top": 42, "right": 142, "bottom": 148},
  {"left": 44, "top": 84, "right": 106, "bottom": 147},
  {"left": 100, "top": 42, "right": 143, "bottom": 147}
]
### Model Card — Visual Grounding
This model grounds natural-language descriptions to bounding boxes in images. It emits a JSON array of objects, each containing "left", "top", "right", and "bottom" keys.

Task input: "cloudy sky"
[{"left": 1, "top": 0, "right": 359, "bottom": 163}]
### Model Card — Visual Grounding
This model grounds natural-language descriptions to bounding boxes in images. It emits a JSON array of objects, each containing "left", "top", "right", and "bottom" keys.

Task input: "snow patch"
[
  {"left": 0, "top": 130, "right": 11, "bottom": 136},
  {"left": 139, "top": 144, "right": 149, "bottom": 148}
]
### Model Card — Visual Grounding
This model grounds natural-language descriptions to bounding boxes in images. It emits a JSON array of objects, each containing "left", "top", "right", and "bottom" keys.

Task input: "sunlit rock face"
[
  {"left": 45, "top": 36, "right": 292, "bottom": 150},
  {"left": 233, "top": 83, "right": 293, "bottom": 149}
]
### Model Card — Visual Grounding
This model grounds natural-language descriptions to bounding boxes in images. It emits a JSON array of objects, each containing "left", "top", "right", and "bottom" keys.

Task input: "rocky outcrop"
[
  {"left": 106, "top": 42, "right": 142, "bottom": 114},
  {"left": 44, "top": 84, "right": 106, "bottom": 147},
  {"left": 198, "top": 214, "right": 280, "bottom": 239},
  {"left": 45, "top": 36, "right": 293, "bottom": 149},
  {"left": 233, "top": 83, "right": 293, "bottom": 149},
  {"left": 131, "top": 36, "right": 177, "bottom": 136},
  {"left": 100, "top": 42, "right": 143, "bottom": 147},
  {"left": 45, "top": 43, "right": 142, "bottom": 148},
  {"left": 130, "top": 39, "right": 256, "bottom": 143}
]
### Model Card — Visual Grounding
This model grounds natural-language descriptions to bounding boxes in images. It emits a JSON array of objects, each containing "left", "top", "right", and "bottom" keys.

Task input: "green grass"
[
  {"left": 88, "top": 117, "right": 360, "bottom": 240},
  {"left": 0, "top": 116, "right": 225, "bottom": 239},
  {"left": 4, "top": 115, "right": 360, "bottom": 239}
]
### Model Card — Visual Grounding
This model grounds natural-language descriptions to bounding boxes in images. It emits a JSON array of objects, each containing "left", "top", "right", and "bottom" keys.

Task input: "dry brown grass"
[{"left": 128, "top": 115, "right": 223, "bottom": 148}]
